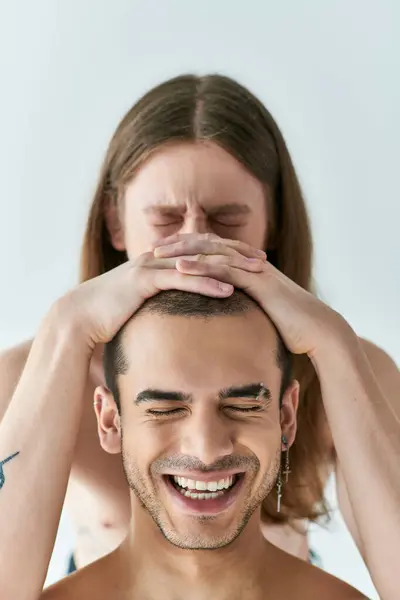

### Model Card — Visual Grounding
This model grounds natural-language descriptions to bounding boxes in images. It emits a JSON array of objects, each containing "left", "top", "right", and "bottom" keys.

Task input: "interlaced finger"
[{"left": 154, "top": 237, "right": 266, "bottom": 260}]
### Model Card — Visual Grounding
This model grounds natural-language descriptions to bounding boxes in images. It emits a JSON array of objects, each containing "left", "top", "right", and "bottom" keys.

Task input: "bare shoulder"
[
  {"left": 41, "top": 572, "right": 97, "bottom": 600},
  {"left": 359, "top": 337, "right": 399, "bottom": 410},
  {"left": 41, "top": 559, "right": 111, "bottom": 600},
  {"left": 307, "top": 565, "right": 370, "bottom": 599},
  {"left": 277, "top": 550, "right": 370, "bottom": 600},
  {"left": 359, "top": 337, "right": 398, "bottom": 371},
  {"left": 0, "top": 338, "right": 33, "bottom": 419},
  {"left": 41, "top": 580, "right": 71, "bottom": 600},
  {"left": 0, "top": 338, "right": 33, "bottom": 377}
]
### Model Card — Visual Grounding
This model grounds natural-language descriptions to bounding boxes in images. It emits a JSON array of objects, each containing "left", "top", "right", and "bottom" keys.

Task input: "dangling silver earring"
[
  {"left": 282, "top": 435, "right": 291, "bottom": 484},
  {"left": 276, "top": 468, "right": 282, "bottom": 513},
  {"left": 276, "top": 434, "right": 290, "bottom": 513}
]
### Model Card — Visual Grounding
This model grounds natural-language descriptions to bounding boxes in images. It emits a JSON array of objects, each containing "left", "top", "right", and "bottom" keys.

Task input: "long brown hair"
[{"left": 80, "top": 74, "right": 331, "bottom": 524}]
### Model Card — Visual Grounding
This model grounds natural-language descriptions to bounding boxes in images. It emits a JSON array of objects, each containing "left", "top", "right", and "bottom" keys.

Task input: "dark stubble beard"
[{"left": 121, "top": 436, "right": 282, "bottom": 550}]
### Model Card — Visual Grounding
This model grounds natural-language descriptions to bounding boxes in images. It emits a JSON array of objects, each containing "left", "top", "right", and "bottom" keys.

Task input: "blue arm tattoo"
[{"left": 0, "top": 452, "right": 20, "bottom": 489}]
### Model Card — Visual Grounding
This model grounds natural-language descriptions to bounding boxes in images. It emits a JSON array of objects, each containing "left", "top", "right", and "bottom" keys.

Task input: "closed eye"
[
  {"left": 213, "top": 222, "right": 243, "bottom": 229},
  {"left": 146, "top": 408, "right": 186, "bottom": 417},
  {"left": 152, "top": 220, "right": 182, "bottom": 227},
  {"left": 225, "top": 405, "right": 264, "bottom": 413},
  {"left": 145, "top": 406, "right": 265, "bottom": 418},
  {"left": 211, "top": 217, "right": 246, "bottom": 228}
]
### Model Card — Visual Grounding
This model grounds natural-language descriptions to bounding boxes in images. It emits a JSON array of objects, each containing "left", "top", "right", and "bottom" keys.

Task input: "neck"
[{"left": 115, "top": 505, "right": 274, "bottom": 600}]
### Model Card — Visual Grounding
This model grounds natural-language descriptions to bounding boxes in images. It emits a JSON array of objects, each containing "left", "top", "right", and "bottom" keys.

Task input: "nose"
[
  {"left": 179, "top": 408, "right": 235, "bottom": 467},
  {"left": 180, "top": 215, "right": 210, "bottom": 235}
]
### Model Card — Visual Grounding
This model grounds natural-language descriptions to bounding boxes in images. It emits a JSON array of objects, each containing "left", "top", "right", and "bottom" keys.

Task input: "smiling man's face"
[{"left": 97, "top": 294, "right": 299, "bottom": 550}]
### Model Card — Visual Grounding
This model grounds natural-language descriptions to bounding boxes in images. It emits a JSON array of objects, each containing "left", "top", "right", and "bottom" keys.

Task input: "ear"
[
  {"left": 93, "top": 385, "right": 122, "bottom": 454},
  {"left": 104, "top": 194, "right": 126, "bottom": 251},
  {"left": 279, "top": 379, "right": 299, "bottom": 449}
]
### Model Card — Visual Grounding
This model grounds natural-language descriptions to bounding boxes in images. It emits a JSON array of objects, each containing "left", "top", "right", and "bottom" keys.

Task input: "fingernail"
[
  {"left": 218, "top": 282, "right": 233, "bottom": 292},
  {"left": 256, "top": 249, "right": 267, "bottom": 258},
  {"left": 247, "top": 257, "right": 261, "bottom": 262}
]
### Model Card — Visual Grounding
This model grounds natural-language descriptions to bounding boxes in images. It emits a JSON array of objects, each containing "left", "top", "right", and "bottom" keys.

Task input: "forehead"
[
  {"left": 124, "top": 141, "right": 266, "bottom": 211},
  {"left": 119, "top": 310, "right": 280, "bottom": 395}
]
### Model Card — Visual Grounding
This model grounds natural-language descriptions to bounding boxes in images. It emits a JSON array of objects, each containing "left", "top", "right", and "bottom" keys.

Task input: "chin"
[
  {"left": 156, "top": 499, "right": 258, "bottom": 551},
  {"left": 150, "top": 471, "right": 263, "bottom": 548},
  {"left": 158, "top": 522, "right": 247, "bottom": 551}
]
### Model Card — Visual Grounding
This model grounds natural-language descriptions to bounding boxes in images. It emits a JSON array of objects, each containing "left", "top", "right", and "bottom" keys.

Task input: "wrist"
[
  {"left": 39, "top": 296, "right": 95, "bottom": 360},
  {"left": 308, "top": 313, "right": 360, "bottom": 369}
]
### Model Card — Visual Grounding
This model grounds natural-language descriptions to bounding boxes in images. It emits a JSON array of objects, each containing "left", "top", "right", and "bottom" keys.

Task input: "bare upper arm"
[
  {"left": 336, "top": 337, "right": 399, "bottom": 555},
  {"left": 0, "top": 339, "right": 33, "bottom": 422}
]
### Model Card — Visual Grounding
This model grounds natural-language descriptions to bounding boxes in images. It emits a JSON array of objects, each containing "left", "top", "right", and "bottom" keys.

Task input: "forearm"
[
  {"left": 0, "top": 309, "right": 91, "bottom": 600},
  {"left": 311, "top": 324, "right": 400, "bottom": 599}
]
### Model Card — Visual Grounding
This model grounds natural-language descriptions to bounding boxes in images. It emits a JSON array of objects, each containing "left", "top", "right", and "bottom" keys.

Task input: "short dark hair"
[{"left": 103, "top": 290, "right": 292, "bottom": 411}]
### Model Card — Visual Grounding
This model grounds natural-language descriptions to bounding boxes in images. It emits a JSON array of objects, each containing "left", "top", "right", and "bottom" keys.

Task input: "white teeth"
[
  {"left": 207, "top": 481, "right": 218, "bottom": 492},
  {"left": 180, "top": 489, "right": 224, "bottom": 500},
  {"left": 195, "top": 480, "right": 207, "bottom": 491},
  {"left": 173, "top": 474, "right": 237, "bottom": 495},
  {"left": 217, "top": 476, "right": 233, "bottom": 490}
]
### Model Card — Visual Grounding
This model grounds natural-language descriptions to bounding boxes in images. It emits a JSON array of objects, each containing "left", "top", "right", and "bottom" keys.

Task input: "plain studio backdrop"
[{"left": 0, "top": 1, "right": 399, "bottom": 597}]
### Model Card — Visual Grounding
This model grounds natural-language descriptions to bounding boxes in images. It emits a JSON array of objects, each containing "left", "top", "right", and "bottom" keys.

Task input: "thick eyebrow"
[
  {"left": 135, "top": 383, "right": 271, "bottom": 406},
  {"left": 218, "top": 383, "right": 272, "bottom": 403},
  {"left": 135, "top": 389, "right": 192, "bottom": 405}
]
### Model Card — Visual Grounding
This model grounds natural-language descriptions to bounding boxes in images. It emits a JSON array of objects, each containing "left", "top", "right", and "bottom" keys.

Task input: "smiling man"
[{"left": 42, "top": 290, "right": 366, "bottom": 600}]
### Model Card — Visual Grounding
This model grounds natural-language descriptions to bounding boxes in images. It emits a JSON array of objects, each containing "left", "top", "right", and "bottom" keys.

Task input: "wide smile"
[{"left": 163, "top": 473, "right": 245, "bottom": 515}]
